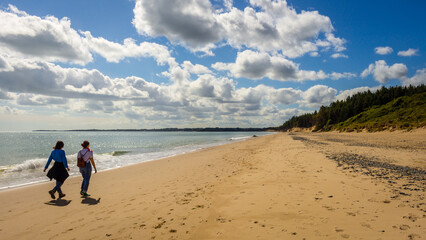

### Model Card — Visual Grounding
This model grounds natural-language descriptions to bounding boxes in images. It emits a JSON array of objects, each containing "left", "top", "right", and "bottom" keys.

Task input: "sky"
[{"left": 0, "top": 0, "right": 424, "bottom": 131}]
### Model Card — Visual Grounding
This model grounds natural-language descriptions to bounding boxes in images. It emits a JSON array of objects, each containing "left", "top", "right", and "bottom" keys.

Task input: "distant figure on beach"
[
  {"left": 44, "top": 141, "right": 69, "bottom": 199},
  {"left": 78, "top": 140, "right": 97, "bottom": 197}
]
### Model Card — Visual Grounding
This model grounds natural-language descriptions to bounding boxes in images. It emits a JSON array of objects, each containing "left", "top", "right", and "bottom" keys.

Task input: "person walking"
[
  {"left": 78, "top": 140, "right": 97, "bottom": 197},
  {"left": 44, "top": 141, "right": 70, "bottom": 199}
]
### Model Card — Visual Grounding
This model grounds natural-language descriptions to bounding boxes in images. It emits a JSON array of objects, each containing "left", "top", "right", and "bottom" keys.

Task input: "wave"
[
  {"left": 0, "top": 133, "right": 270, "bottom": 189},
  {"left": 111, "top": 150, "right": 131, "bottom": 156},
  {"left": 7, "top": 158, "right": 45, "bottom": 172},
  {"left": 228, "top": 135, "right": 254, "bottom": 141}
]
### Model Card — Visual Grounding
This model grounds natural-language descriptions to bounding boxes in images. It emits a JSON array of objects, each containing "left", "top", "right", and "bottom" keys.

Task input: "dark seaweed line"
[
  {"left": 290, "top": 136, "right": 328, "bottom": 145},
  {"left": 327, "top": 153, "right": 426, "bottom": 183}
]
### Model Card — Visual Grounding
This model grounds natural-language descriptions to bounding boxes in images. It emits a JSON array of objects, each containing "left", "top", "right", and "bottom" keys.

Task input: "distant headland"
[{"left": 34, "top": 127, "right": 274, "bottom": 132}]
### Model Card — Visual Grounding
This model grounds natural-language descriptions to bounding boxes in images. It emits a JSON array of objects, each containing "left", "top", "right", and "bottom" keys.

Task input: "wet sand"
[{"left": 0, "top": 130, "right": 424, "bottom": 239}]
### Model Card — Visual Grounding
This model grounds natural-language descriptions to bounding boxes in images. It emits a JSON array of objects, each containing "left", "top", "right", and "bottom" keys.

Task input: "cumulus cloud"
[
  {"left": 132, "top": 0, "right": 346, "bottom": 57},
  {"left": 401, "top": 68, "right": 426, "bottom": 86},
  {"left": 212, "top": 50, "right": 355, "bottom": 81},
  {"left": 374, "top": 46, "right": 393, "bottom": 55},
  {"left": 301, "top": 85, "right": 337, "bottom": 108},
  {"left": 133, "top": 0, "right": 220, "bottom": 54},
  {"left": 268, "top": 88, "right": 302, "bottom": 105},
  {"left": 0, "top": 5, "right": 175, "bottom": 66},
  {"left": 0, "top": 5, "right": 91, "bottom": 64},
  {"left": 397, "top": 48, "right": 419, "bottom": 57},
  {"left": 361, "top": 60, "right": 408, "bottom": 83},
  {"left": 82, "top": 32, "right": 174, "bottom": 66},
  {"left": 182, "top": 61, "right": 212, "bottom": 75},
  {"left": 0, "top": 55, "right": 341, "bottom": 127}
]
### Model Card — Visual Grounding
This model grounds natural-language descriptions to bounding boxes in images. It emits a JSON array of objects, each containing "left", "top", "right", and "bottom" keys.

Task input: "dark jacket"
[{"left": 47, "top": 162, "right": 69, "bottom": 183}]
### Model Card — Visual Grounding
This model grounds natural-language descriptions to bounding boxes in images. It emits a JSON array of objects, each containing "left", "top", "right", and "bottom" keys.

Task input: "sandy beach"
[{"left": 0, "top": 130, "right": 425, "bottom": 240}]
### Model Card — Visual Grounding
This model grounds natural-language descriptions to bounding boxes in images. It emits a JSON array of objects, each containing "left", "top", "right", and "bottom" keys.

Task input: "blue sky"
[{"left": 0, "top": 0, "right": 424, "bottom": 131}]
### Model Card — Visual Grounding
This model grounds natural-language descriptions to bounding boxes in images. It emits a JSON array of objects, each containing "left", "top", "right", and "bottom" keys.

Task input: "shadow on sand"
[
  {"left": 81, "top": 197, "right": 101, "bottom": 205},
  {"left": 44, "top": 199, "right": 72, "bottom": 207}
]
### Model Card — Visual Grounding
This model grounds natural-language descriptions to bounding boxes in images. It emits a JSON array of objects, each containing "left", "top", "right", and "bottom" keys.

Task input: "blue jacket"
[{"left": 45, "top": 149, "right": 68, "bottom": 169}]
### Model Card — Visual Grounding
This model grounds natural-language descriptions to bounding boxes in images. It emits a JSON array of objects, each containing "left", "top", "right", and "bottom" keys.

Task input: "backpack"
[{"left": 77, "top": 150, "right": 90, "bottom": 168}]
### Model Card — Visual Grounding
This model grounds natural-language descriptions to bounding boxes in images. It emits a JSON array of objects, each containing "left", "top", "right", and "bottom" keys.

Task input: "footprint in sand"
[
  {"left": 322, "top": 205, "right": 335, "bottom": 211},
  {"left": 403, "top": 213, "right": 419, "bottom": 222},
  {"left": 408, "top": 234, "right": 421, "bottom": 239},
  {"left": 361, "top": 223, "right": 371, "bottom": 229},
  {"left": 399, "top": 224, "right": 410, "bottom": 230}
]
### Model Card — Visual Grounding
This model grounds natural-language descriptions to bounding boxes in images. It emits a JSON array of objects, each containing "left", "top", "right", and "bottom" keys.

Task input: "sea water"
[{"left": 0, "top": 131, "right": 272, "bottom": 190}]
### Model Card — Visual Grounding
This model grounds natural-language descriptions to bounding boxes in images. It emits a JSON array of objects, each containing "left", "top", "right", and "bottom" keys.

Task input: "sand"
[{"left": 0, "top": 130, "right": 424, "bottom": 239}]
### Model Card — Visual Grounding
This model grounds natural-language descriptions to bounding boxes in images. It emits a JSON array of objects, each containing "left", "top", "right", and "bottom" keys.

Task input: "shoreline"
[
  {"left": 0, "top": 131, "right": 424, "bottom": 239},
  {"left": 0, "top": 134, "right": 270, "bottom": 192}
]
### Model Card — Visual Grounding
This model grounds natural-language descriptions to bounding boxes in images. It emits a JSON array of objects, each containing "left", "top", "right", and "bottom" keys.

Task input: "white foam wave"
[
  {"left": 228, "top": 136, "right": 254, "bottom": 141},
  {"left": 0, "top": 133, "right": 272, "bottom": 190}
]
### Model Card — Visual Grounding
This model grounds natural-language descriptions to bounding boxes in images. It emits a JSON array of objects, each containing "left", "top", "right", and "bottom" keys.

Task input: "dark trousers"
[{"left": 52, "top": 180, "right": 63, "bottom": 194}]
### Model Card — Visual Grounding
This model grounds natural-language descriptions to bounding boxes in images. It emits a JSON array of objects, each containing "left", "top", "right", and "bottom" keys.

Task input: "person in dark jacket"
[{"left": 44, "top": 141, "right": 70, "bottom": 199}]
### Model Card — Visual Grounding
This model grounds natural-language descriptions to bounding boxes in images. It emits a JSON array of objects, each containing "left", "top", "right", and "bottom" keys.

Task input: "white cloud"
[
  {"left": 0, "top": 5, "right": 92, "bottom": 65},
  {"left": 374, "top": 46, "right": 393, "bottom": 55},
  {"left": 331, "top": 53, "right": 348, "bottom": 59},
  {"left": 132, "top": 0, "right": 346, "bottom": 57},
  {"left": 0, "top": 55, "right": 342, "bottom": 127},
  {"left": 0, "top": 5, "right": 176, "bottom": 67},
  {"left": 361, "top": 60, "right": 408, "bottom": 83},
  {"left": 309, "top": 52, "right": 319, "bottom": 57},
  {"left": 132, "top": 0, "right": 220, "bottom": 54},
  {"left": 15, "top": 93, "right": 68, "bottom": 106},
  {"left": 330, "top": 72, "right": 357, "bottom": 80},
  {"left": 301, "top": 85, "right": 337, "bottom": 108},
  {"left": 82, "top": 31, "right": 174, "bottom": 66},
  {"left": 182, "top": 61, "right": 212, "bottom": 75},
  {"left": 212, "top": 50, "right": 355, "bottom": 81},
  {"left": 401, "top": 68, "right": 426, "bottom": 86},
  {"left": 269, "top": 88, "right": 302, "bottom": 105},
  {"left": 397, "top": 48, "right": 419, "bottom": 57}
]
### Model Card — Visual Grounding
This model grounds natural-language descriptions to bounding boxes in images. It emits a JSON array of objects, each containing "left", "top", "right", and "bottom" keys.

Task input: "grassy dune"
[{"left": 334, "top": 92, "right": 426, "bottom": 132}]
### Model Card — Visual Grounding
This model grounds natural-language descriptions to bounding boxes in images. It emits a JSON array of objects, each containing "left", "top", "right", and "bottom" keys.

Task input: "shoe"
[
  {"left": 58, "top": 193, "right": 66, "bottom": 198},
  {"left": 82, "top": 192, "right": 91, "bottom": 197},
  {"left": 48, "top": 190, "right": 56, "bottom": 199},
  {"left": 80, "top": 191, "right": 84, "bottom": 195}
]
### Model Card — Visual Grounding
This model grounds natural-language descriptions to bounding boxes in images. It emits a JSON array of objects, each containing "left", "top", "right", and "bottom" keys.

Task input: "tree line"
[{"left": 279, "top": 84, "right": 426, "bottom": 131}]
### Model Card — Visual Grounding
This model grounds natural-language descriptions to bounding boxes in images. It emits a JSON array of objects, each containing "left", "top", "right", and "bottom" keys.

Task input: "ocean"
[{"left": 0, "top": 131, "right": 272, "bottom": 190}]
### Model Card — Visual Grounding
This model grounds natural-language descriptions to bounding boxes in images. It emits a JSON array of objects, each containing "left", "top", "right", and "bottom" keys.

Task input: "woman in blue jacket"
[{"left": 44, "top": 141, "right": 70, "bottom": 199}]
